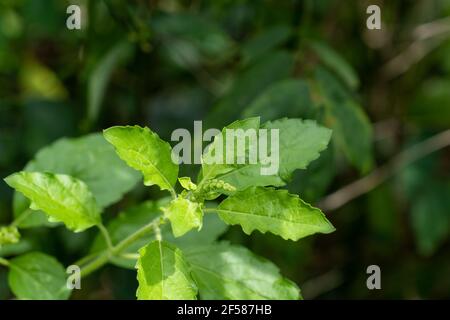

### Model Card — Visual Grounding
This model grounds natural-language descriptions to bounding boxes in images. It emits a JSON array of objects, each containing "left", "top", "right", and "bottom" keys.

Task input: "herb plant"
[{"left": 0, "top": 117, "right": 334, "bottom": 300}]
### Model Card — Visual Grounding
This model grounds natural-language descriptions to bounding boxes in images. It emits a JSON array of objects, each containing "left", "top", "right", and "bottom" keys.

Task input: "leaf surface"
[
  {"left": 5, "top": 172, "right": 101, "bottom": 232},
  {"left": 217, "top": 187, "right": 335, "bottom": 241},
  {"left": 163, "top": 197, "right": 203, "bottom": 237},
  {"left": 13, "top": 133, "right": 139, "bottom": 228},
  {"left": 104, "top": 126, "right": 178, "bottom": 192},
  {"left": 8, "top": 252, "right": 71, "bottom": 300},
  {"left": 136, "top": 241, "right": 197, "bottom": 300},
  {"left": 185, "top": 242, "right": 301, "bottom": 300}
]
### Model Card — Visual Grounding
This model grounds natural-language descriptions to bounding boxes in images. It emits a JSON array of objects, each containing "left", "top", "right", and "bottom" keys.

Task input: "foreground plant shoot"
[{"left": 1, "top": 117, "right": 334, "bottom": 300}]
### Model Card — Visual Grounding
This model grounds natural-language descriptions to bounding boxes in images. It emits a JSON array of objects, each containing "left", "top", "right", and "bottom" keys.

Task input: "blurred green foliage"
[{"left": 0, "top": 0, "right": 449, "bottom": 299}]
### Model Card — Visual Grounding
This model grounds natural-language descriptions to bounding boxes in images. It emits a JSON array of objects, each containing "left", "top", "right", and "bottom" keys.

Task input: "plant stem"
[
  {"left": 318, "top": 129, "right": 450, "bottom": 211},
  {"left": 119, "top": 253, "right": 139, "bottom": 260},
  {"left": 78, "top": 216, "right": 164, "bottom": 278},
  {"left": 10, "top": 209, "right": 33, "bottom": 227},
  {"left": 169, "top": 188, "right": 177, "bottom": 200},
  {"left": 80, "top": 252, "right": 110, "bottom": 277},
  {"left": 112, "top": 216, "right": 162, "bottom": 254},
  {"left": 0, "top": 257, "right": 10, "bottom": 267},
  {"left": 74, "top": 252, "right": 100, "bottom": 267},
  {"left": 97, "top": 223, "right": 113, "bottom": 250},
  {"left": 153, "top": 224, "right": 162, "bottom": 241}
]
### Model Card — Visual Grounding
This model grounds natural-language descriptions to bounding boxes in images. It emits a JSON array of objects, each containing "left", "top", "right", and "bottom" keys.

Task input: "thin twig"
[
  {"left": 318, "top": 129, "right": 450, "bottom": 212},
  {"left": 381, "top": 17, "right": 450, "bottom": 79},
  {"left": 301, "top": 269, "right": 343, "bottom": 299},
  {"left": 79, "top": 216, "right": 163, "bottom": 278}
]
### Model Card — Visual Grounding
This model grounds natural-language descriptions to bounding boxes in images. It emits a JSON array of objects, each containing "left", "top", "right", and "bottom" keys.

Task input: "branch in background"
[
  {"left": 381, "top": 38, "right": 443, "bottom": 79},
  {"left": 381, "top": 17, "right": 450, "bottom": 79},
  {"left": 318, "top": 129, "right": 450, "bottom": 212},
  {"left": 413, "top": 17, "right": 450, "bottom": 41},
  {"left": 301, "top": 269, "right": 343, "bottom": 299}
]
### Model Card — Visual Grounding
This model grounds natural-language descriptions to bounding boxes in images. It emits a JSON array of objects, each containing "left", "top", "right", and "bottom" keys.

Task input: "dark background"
[{"left": 0, "top": 0, "right": 449, "bottom": 299}]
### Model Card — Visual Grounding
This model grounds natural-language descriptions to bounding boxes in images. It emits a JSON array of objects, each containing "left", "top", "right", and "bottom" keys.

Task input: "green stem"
[
  {"left": 153, "top": 223, "right": 162, "bottom": 241},
  {"left": 97, "top": 223, "right": 113, "bottom": 250},
  {"left": 168, "top": 187, "right": 177, "bottom": 200},
  {"left": 0, "top": 257, "right": 10, "bottom": 267},
  {"left": 119, "top": 253, "right": 139, "bottom": 260},
  {"left": 112, "top": 216, "right": 163, "bottom": 254},
  {"left": 80, "top": 252, "right": 110, "bottom": 278},
  {"left": 78, "top": 215, "right": 164, "bottom": 278},
  {"left": 74, "top": 252, "right": 100, "bottom": 267},
  {"left": 10, "top": 209, "right": 33, "bottom": 227}
]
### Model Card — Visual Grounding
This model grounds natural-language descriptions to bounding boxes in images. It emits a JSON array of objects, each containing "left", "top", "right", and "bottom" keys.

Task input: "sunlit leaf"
[
  {"left": 216, "top": 186, "right": 335, "bottom": 241},
  {"left": 136, "top": 240, "right": 197, "bottom": 300}
]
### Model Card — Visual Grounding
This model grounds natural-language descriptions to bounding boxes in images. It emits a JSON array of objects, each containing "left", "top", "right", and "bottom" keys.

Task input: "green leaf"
[
  {"left": 242, "top": 79, "right": 314, "bottom": 122},
  {"left": 215, "top": 118, "right": 332, "bottom": 191},
  {"left": 201, "top": 117, "right": 260, "bottom": 182},
  {"left": 90, "top": 201, "right": 228, "bottom": 269},
  {"left": 185, "top": 241, "right": 301, "bottom": 300},
  {"left": 87, "top": 41, "right": 134, "bottom": 123},
  {"left": 401, "top": 157, "right": 450, "bottom": 256},
  {"left": 178, "top": 177, "right": 197, "bottom": 191},
  {"left": 207, "top": 50, "right": 294, "bottom": 127},
  {"left": 136, "top": 240, "right": 197, "bottom": 300},
  {"left": 263, "top": 118, "right": 331, "bottom": 181},
  {"left": 408, "top": 78, "right": 450, "bottom": 128},
  {"left": 8, "top": 252, "right": 71, "bottom": 300},
  {"left": 20, "top": 59, "right": 68, "bottom": 101},
  {"left": 152, "top": 12, "right": 234, "bottom": 68},
  {"left": 242, "top": 25, "right": 291, "bottom": 64},
  {"left": 5, "top": 172, "right": 101, "bottom": 232},
  {"left": 216, "top": 186, "right": 335, "bottom": 241},
  {"left": 103, "top": 125, "right": 178, "bottom": 192},
  {"left": 163, "top": 197, "right": 203, "bottom": 238},
  {"left": 309, "top": 41, "right": 359, "bottom": 90},
  {"left": 13, "top": 133, "right": 140, "bottom": 228},
  {"left": 315, "top": 67, "right": 373, "bottom": 173},
  {"left": 411, "top": 185, "right": 450, "bottom": 256}
]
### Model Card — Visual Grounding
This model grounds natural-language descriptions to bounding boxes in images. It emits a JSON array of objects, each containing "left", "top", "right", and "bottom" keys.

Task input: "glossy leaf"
[
  {"left": 185, "top": 242, "right": 301, "bottom": 300},
  {"left": 5, "top": 172, "right": 101, "bottom": 232},
  {"left": 136, "top": 240, "right": 197, "bottom": 300},
  {"left": 201, "top": 117, "right": 260, "bottom": 182},
  {"left": 217, "top": 186, "right": 335, "bottom": 241},
  {"left": 178, "top": 177, "right": 197, "bottom": 191},
  {"left": 104, "top": 125, "right": 179, "bottom": 192},
  {"left": 13, "top": 133, "right": 140, "bottom": 228},
  {"left": 213, "top": 118, "right": 332, "bottom": 191},
  {"left": 163, "top": 197, "right": 203, "bottom": 237}
]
